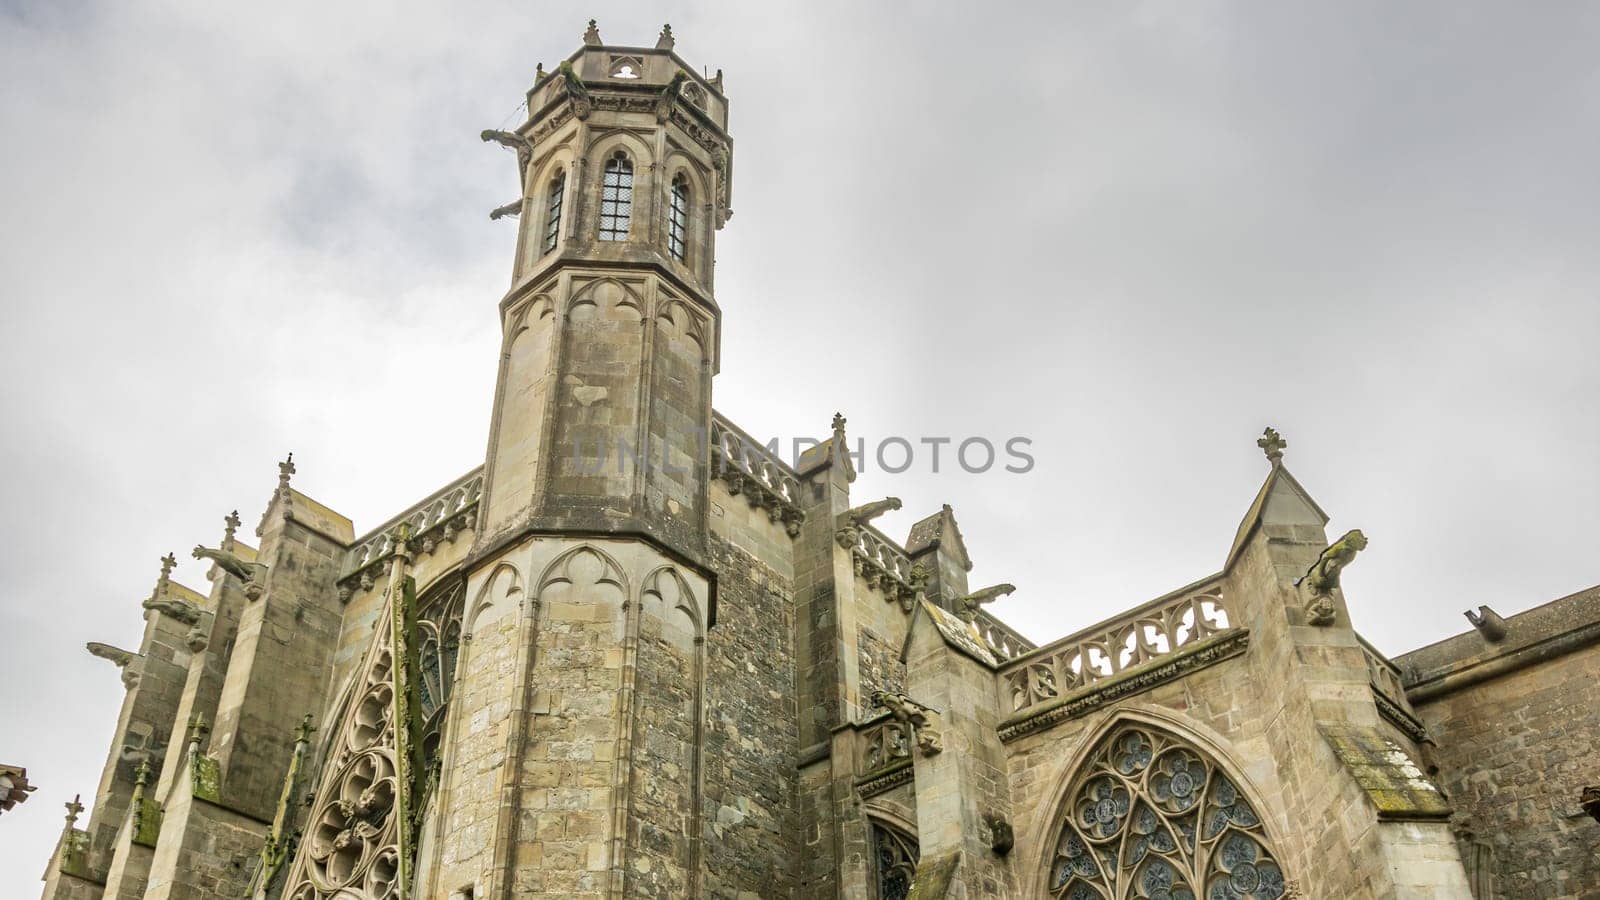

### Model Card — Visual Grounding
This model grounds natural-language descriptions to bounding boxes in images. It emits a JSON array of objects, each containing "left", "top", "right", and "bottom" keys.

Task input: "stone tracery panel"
[
  {"left": 1048, "top": 723, "right": 1287, "bottom": 900},
  {"left": 285, "top": 578, "right": 464, "bottom": 900},
  {"left": 871, "top": 820, "right": 918, "bottom": 900}
]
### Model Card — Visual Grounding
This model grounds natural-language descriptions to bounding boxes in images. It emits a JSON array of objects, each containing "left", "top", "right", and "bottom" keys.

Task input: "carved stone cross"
[
  {"left": 1257, "top": 427, "right": 1287, "bottom": 464},
  {"left": 278, "top": 452, "right": 296, "bottom": 488},
  {"left": 223, "top": 510, "right": 241, "bottom": 549}
]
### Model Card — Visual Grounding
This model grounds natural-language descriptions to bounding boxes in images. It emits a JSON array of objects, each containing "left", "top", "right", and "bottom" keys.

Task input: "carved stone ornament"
[
  {"left": 1296, "top": 529, "right": 1366, "bottom": 626},
  {"left": 956, "top": 582, "right": 1017, "bottom": 622},
  {"left": 193, "top": 544, "right": 267, "bottom": 600},
  {"left": 870, "top": 690, "right": 943, "bottom": 757}
]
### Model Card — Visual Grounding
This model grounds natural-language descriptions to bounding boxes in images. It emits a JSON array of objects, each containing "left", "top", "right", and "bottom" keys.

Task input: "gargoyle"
[
  {"left": 86, "top": 642, "right": 136, "bottom": 667},
  {"left": 558, "top": 61, "right": 592, "bottom": 119},
  {"left": 655, "top": 70, "right": 688, "bottom": 122},
  {"left": 1464, "top": 605, "right": 1507, "bottom": 642},
  {"left": 955, "top": 583, "right": 1016, "bottom": 621},
  {"left": 88, "top": 642, "right": 141, "bottom": 688},
  {"left": 143, "top": 595, "right": 201, "bottom": 625},
  {"left": 480, "top": 129, "right": 533, "bottom": 187},
  {"left": 871, "top": 690, "right": 943, "bottom": 757},
  {"left": 1296, "top": 529, "right": 1366, "bottom": 626},
  {"left": 843, "top": 496, "right": 902, "bottom": 527},
  {"left": 835, "top": 497, "right": 902, "bottom": 549},
  {"left": 192, "top": 545, "right": 267, "bottom": 599},
  {"left": 489, "top": 200, "right": 522, "bottom": 221}
]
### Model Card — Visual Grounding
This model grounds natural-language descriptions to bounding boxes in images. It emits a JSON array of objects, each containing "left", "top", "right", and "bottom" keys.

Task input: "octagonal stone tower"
[{"left": 476, "top": 21, "right": 731, "bottom": 560}]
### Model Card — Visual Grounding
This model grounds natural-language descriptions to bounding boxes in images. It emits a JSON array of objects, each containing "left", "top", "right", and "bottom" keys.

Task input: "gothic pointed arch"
[
  {"left": 535, "top": 543, "right": 629, "bottom": 599},
  {"left": 1043, "top": 716, "right": 1290, "bottom": 900},
  {"left": 641, "top": 565, "right": 703, "bottom": 634},
  {"left": 866, "top": 814, "right": 919, "bottom": 900}
]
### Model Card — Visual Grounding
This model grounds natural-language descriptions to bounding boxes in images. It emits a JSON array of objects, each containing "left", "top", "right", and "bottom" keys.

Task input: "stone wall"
[
  {"left": 1401, "top": 589, "right": 1600, "bottom": 896},
  {"left": 700, "top": 533, "right": 799, "bottom": 899}
]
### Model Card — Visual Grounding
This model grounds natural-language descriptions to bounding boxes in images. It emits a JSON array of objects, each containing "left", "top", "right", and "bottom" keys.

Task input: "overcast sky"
[{"left": 3, "top": 0, "right": 1597, "bottom": 887}]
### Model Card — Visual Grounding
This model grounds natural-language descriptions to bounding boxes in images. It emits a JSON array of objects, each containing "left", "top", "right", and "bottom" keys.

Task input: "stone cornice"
[
  {"left": 998, "top": 629, "right": 1250, "bottom": 744},
  {"left": 854, "top": 759, "right": 914, "bottom": 799},
  {"left": 1372, "top": 687, "right": 1430, "bottom": 745}
]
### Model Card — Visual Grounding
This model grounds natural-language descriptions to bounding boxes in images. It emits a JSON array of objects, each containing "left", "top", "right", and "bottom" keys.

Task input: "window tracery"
[
  {"left": 598, "top": 151, "right": 633, "bottom": 241},
  {"left": 284, "top": 578, "right": 464, "bottom": 900},
  {"left": 667, "top": 172, "right": 690, "bottom": 261},
  {"left": 872, "top": 821, "right": 918, "bottom": 900},
  {"left": 1049, "top": 723, "right": 1287, "bottom": 900}
]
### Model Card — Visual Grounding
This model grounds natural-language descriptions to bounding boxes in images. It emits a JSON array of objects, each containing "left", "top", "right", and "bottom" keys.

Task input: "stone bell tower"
[
  {"left": 423, "top": 23, "right": 729, "bottom": 900},
  {"left": 476, "top": 19, "right": 731, "bottom": 559}
]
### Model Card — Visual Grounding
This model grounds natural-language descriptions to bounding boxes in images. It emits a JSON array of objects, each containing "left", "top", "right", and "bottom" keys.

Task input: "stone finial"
[
  {"left": 656, "top": 23, "right": 675, "bottom": 49},
  {"left": 278, "top": 453, "right": 296, "bottom": 491},
  {"left": 64, "top": 794, "right": 83, "bottom": 825},
  {"left": 583, "top": 18, "right": 602, "bottom": 46},
  {"left": 222, "top": 510, "right": 241, "bottom": 551},
  {"left": 152, "top": 552, "right": 177, "bottom": 600},
  {"left": 133, "top": 759, "right": 151, "bottom": 789},
  {"left": 1257, "top": 427, "right": 1287, "bottom": 465},
  {"left": 711, "top": 68, "right": 724, "bottom": 91},
  {"left": 1464, "top": 605, "right": 1508, "bottom": 642},
  {"left": 831, "top": 411, "right": 846, "bottom": 438},
  {"left": 293, "top": 714, "right": 317, "bottom": 747},
  {"left": 535, "top": 62, "right": 545, "bottom": 81},
  {"left": 186, "top": 713, "right": 210, "bottom": 751}
]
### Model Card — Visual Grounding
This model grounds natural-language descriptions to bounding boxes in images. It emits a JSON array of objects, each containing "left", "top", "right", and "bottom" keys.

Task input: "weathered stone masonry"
[{"left": 44, "top": 20, "right": 1598, "bottom": 900}]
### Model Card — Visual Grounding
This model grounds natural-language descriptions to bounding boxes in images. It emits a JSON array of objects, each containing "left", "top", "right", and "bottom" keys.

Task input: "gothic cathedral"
[{"left": 41, "top": 22, "right": 1600, "bottom": 900}]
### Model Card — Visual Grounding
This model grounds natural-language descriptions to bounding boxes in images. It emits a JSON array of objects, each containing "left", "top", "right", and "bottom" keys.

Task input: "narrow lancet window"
[
  {"left": 542, "top": 171, "right": 565, "bottom": 254},
  {"left": 598, "top": 151, "right": 633, "bottom": 241},
  {"left": 668, "top": 173, "right": 690, "bottom": 261}
]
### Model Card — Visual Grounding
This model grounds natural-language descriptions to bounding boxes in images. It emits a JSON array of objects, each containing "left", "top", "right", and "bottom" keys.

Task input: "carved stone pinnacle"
[
  {"left": 186, "top": 713, "right": 210, "bottom": 747},
  {"left": 294, "top": 713, "right": 317, "bottom": 746},
  {"left": 583, "top": 18, "right": 601, "bottom": 45},
  {"left": 278, "top": 453, "right": 296, "bottom": 488},
  {"left": 65, "top": 794, "right": 83, "bottom": 823},
  {"left": 223, "top": 509, "right": 241, "bottom": 549},
  {"left": 1257, "top": 427, "right": 1287, "bottom": 464},
  {"left": 656, "top": 23, "right": 674, "bottom": 50}
]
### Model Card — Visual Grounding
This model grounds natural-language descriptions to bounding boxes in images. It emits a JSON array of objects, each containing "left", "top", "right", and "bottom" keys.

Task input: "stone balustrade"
[
  {"left": 338, "top": 468, "right": 484, "bottom": 592},
  {"left": 997, "top": 576, "right": 1233, "bottom": 717},
  {"left": 972, "top": 609, "right": 1035, "bottom": 661},
  {"left": 1357, "top": 634, "right": 1429, "bottom": 743},
  {"left": 709, "top": 413, "right": 805, "bottom": 535}
]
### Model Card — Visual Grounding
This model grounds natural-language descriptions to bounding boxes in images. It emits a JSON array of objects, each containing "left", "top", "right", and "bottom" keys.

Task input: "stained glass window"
[
  {"left": 541, "top": 171, "right": 565, "bottom": 254},
  {"left": 873, "top": 822, "right": 918, "bottom": 900},
  {"left": 668, "top": 173, "right": 690, "bottom": 261},
  {"left": 1048, "top": 723, "right": 1287, "bottom": 900},
  {"left": 598, "top": 151, "right": 633, "bottom": 241}
]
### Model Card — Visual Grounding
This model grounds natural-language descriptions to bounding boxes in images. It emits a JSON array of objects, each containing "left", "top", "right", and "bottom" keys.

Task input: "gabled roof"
[
  {"left": 905, "top": 504, "right": 973, "bottom": 571},
  {"left": 901, "top": 596, "right": 998, "bottom": 669},
  {"left": 1223, "top": 464, "right": 1329, "bottom": 572}
]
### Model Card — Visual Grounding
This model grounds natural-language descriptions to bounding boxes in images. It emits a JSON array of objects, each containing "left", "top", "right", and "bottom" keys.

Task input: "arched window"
[
  {"left": 1048, "top": 722, "right": 1287, "bottom": 900},
  {"left": 667, "top": 172, "right": 690, "bottom": 261},
  {"left": 598, "top": 151, "right": 633, "bottom": 241},
  {"left": 541, "top": 171, "right": 565, "bottom": 255},
  {"left": 871, "top": 821, "right": 918, "bottom": 900}
]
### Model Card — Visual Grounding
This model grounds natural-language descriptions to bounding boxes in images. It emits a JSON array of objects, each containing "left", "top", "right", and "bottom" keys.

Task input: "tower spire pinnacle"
[
  {"left": 1257, "top": 427, "right": 1287, "bottom": 466},
  {"left": 583, "top": 18, "right": 602, "bottom": 45}
]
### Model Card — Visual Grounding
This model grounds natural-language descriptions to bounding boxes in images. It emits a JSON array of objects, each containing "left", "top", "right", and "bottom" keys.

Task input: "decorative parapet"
[
  {"left": 998, "top": 630, "right": 1250, "bottom": 743},
  {"left": 971, "top": 610, "right": 1034, "bottom": 661},
  {"left": 841, "top": 524, "right": 920, "bottom": 610},
  {"left": 996, "top": 575, "right": 1233, "bottom": 719},
  {"left": 338, "top": 469, "right": 484, "bottom": 594},
  {"left": 710, "top": 413, "right": 805, "bottom": 536},
  {"left": 1357, "top": 635, "right": 1429, "bottom": 744}
]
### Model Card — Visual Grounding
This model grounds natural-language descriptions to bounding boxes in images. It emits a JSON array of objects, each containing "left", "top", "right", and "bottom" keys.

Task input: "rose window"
[{"left": 1049, "top": 724, "right": 1287, "bottom": 899}]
